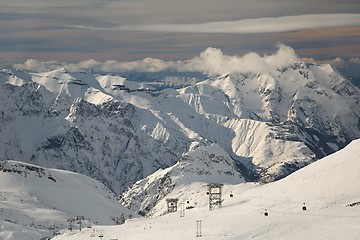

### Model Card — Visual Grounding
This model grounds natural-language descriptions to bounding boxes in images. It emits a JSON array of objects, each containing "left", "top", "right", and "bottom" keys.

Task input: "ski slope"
[
  {"left": 53, "top": 139, "right": 360, "bottom": 240},
  {"left": 0, "top": 161, "right": 136, "bottom": 240}
]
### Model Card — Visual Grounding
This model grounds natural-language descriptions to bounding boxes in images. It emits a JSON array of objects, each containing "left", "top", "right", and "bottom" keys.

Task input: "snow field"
[
  {"left": 0, "top": 161, "right": 136, "bottom": 240},
  {"left": 55, "top": 140, "right": 360, "bottom": 240}
]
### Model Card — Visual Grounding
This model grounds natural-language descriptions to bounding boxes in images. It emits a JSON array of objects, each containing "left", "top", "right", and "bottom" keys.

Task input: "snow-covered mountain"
[
  {"left": 53, "top": 138, "right": 360, "bottom": 240},
  {"left": 0, "top": 61, "right": 359, "bottom": 196},
  {"left": 0, "top": 160, "right": 136, "bottom": 240},
  {"left": 120, "top": 143, "right": 245, "bottom": 217}
]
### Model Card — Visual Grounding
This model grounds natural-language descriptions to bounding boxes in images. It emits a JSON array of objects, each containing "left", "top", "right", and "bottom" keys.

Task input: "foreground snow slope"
[
  {"left": 54, "top": 139, "right": 360, "bottom": 240},
  {"left": 0, "top": 161, "right": 136, "bottom": 240}
]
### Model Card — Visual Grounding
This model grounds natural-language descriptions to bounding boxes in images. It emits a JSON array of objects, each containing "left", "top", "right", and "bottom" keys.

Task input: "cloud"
[
  {"left": 300, "top": 56, "right": 360, "bottom": 69},
  {"left": 174, "top": 44, "right": 300, "bottom": 76},
  {"left": 14, "top": 44, "right": 300, "bottom": 76},
  {"left": 349, "top": 57, "right": 360, "bottom": 64},
  {"left": 300, "top": 57, "right": 348, "bottom": 68},
  {"left": 13, "top": 59, "right": 66, "bottom": 72},
  {"left": 66, "top": 14, "right": 360, "bottom": 34},
  {"left": 14, "top": 58, "right": 175, "bottom": 73},
  {"left": 13, "top": 44, "right": 360, "bottom": 86}
]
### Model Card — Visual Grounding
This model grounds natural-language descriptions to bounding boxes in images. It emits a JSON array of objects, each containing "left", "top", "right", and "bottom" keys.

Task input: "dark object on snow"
[
  {"left": 302, "top": 203, "right": 307, "bottom": 211},
  {"left": 346, "top": 201, "right": 360, "bottom": 207},
  {"left": 48, "top": 175, "right": 56, "bottom": 182},
  {"left": 264, "top": 209, "right": 268, "bottom": 216}
]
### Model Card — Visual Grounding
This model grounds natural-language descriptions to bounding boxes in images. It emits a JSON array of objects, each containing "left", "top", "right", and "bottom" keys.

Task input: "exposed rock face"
[{"left": 0, "top": 62, "right": 359, "bottom": 194}]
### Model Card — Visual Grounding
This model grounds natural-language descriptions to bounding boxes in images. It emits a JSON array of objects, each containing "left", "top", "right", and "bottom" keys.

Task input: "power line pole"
[
  {"left": 180, "top": 202, "right": 185, "bottom": 217},
  {"left": 196, "top": 220, "right": 202, "bottom": 237}
]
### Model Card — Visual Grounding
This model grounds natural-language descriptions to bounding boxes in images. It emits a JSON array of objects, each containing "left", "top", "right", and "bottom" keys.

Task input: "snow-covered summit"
[{"left": 0, "top": 59, "right": 359, "bottom": 195}]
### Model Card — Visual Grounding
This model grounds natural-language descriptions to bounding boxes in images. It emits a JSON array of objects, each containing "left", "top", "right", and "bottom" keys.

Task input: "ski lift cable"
[
  {"left": 212, "top": 184, "right": 355, "bottom": 205},
  {"left": 270, "top": 208, "right": 360, "bottom": 219},
  {"left": 242, "top": 194, "right": 320, "bottom": 204},
  {"left": 242, "top": 193, "right": 354, "bottom": 205},
  {"left": 244, "top": 201, "right": 360, "bottom": 219}
]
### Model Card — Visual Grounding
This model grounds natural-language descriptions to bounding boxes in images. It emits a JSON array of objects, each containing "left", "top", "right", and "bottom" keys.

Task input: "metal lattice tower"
[
  {"left": 166, "top": 198, "right": 179, "bottom": 213},
  {"left": 207, "top": 183, "right": 223, "bottom": 210},
  {"left": 76, "top": 216, "right": 85, "bottom": 231}
]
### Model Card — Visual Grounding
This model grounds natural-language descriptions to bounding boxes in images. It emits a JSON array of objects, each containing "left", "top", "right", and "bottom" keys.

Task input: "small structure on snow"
[
  {"left": 166, "top": 198, "right": 179, "bottom": 213},
  {"left": 207, "top": 183, "right": 223, "bottom": 210}
]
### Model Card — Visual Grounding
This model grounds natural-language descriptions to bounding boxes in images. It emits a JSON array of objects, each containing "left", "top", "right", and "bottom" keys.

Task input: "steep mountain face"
[
  {"left": 0, "top": 62, "right": 359, "bottom": 195},
  {"left": 197, "top": 63, "right": 360, "bottom": 181},
  {"left": 0, "top": 69, "right": 180, "bottom": 194}
]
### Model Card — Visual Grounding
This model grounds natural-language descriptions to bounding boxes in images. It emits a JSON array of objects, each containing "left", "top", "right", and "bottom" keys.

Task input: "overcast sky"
[{"left": 0, "top": 0, "right": 359, "bottom": 63}]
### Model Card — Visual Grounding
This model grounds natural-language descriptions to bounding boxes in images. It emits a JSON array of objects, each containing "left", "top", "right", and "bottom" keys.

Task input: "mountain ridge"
[{"left": 0, "top": 61, "right": 359, "bottom": 194}]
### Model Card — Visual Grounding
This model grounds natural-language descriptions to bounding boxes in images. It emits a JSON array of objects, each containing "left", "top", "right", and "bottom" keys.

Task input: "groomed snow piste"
[{"left": 53, "top": 139, "right": 360, "bottom": 240}]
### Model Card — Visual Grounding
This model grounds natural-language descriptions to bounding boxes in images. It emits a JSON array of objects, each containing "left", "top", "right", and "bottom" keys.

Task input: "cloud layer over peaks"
[
  {"left": 14, "top": 44, "right": 299, "bottom": 76},
  {"left": 187, "top": 44, "right": 299, "bottom": 75}
]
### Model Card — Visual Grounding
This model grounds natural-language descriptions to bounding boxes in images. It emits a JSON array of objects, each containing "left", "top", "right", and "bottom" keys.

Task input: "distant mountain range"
[{"left": 0, "top": 61, "right": 359, "bottom": 198}]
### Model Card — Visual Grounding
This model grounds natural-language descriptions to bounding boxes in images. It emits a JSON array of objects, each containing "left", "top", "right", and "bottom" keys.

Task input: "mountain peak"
[{"left": 0, "top": 63, "right": 359, "bottom": 195}]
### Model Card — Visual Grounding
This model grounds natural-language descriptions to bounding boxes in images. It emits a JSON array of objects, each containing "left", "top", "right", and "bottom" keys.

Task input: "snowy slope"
[
  {"left": 53, "top": 139, "right": 360, "bottom": 240},
  {"left": 0, "top": 60, "right": 359, "bottom": 195},
  {"left": 0, "top": 160, "right": 136, "bottom": 240},
  {"left": 120, "top": 143, "right": 245, "bottom": 217}
]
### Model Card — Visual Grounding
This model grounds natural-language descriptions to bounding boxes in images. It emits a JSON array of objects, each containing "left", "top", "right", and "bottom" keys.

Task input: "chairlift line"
[{"left": 242, "top": 193, "right": 353, "bottom": 205}]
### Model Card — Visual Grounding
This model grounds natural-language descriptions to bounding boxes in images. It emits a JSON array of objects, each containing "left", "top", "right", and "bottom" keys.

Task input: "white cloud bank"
[
  {"left": 14, "top": 44, "right": 299, "bottom": 76},
  {"left": 13, "top": 44, "right": 360, "bottom": 79},
  {"left": 66, "top": 14, "right": 360, "bottom": 33}
]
